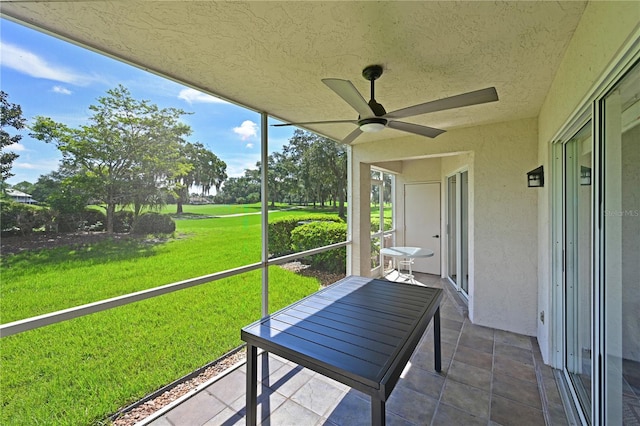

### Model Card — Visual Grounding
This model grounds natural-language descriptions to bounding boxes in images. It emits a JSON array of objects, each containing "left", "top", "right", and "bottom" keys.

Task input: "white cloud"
[
  {"left": 14, "top": 157, "right": 60, "bottom": 171},
  {"left": 0, "top": 41, "right": 91, "bottom": 85},
  {"left": 246, "top": 143, "right": 254, "bottom": 149},
  {"left": 52, "top": 85, "right": 72, "bottom": 95},
  {"left": 178, "top": 88, "right": 227, "bottom": 104},
  {"left": 224, "top": 154, "right": 261, "bottom": 178},
  {"left": 2, "top": 143, "right": 27, "bottom": 152},
  {"left": 15, "top": 162, "right": 40, "bottom": 170},
  {"left": 233, "top": 120, "right": 258, "bottom": 141}
]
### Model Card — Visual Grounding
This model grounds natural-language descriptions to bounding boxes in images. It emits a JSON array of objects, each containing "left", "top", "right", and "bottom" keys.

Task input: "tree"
[
  {"left": 304, "top": 136, "right": 347, "bottom": 218},
  {"left": 10, "top": 181, "right": 35, "bottom": 195},
  {"left": 31, "top": 85, "right": 192, "bottom": 233},
  {"left": 1, "top": 91, "right": 26, "bottom": 182},
  {"left": 216, "top": 172, "right": 260, "bottom": 204},
  {"left": 211, "top": 129, "right": 347, "bottom": 214},
  {"left": 173, "top": 142, "right": 227, "bottom": 214},
  {"left": 30, "top": 170, "right": 94, "bottom": 231}
]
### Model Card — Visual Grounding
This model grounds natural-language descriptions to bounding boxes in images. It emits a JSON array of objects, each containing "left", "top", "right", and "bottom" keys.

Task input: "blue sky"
[{"left": 0, "top": 18, "right": 294, "bottom": 187}]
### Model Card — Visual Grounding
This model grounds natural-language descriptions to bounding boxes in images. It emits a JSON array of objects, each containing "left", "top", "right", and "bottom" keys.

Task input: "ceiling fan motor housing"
[{"left": 367, "top": 99, "right": 387, "bottom": 117}]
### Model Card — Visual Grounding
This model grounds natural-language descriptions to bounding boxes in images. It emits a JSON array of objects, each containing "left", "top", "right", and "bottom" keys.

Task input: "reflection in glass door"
[
  {"left": 602, "top": 60, "right": 639, "bottom": 425},
  {"left": 564, "top": 122, "right": 593, "bottom": 423}
]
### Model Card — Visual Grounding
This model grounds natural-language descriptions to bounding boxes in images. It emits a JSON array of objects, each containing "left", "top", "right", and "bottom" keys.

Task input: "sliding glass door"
[
  {"left": 447, "top": 175, "right": 457, "bottom": 285},
  {"left": 557, "top": 59, "right": 639, "bottom": 425},
  {"left": 601, "top": 60, "right": 639, "bottom": 426},
  {"left": 564, "top": 122, "right": 593, "bottom": 423},
  {"left": 447, "top": 171, "right": 469, "bottom": 297},
  {"left": 460, "top": 171, "right": 469, "bottom": 295}
]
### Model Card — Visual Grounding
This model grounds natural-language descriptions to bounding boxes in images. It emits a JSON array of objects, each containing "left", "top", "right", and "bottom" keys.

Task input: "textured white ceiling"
[{"left": 2, "top": 1, "right": 587, "bottom": 144}]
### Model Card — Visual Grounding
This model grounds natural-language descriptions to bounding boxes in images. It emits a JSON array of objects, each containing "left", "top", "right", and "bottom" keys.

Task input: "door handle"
[{"left": 433, "top": 235, "right": 439, "bottom": 238}]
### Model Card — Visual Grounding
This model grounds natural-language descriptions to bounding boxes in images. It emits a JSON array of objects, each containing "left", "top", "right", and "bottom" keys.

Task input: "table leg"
[
  {"left": 246, "top": 344, "right": 257, "bottom": 426},
  {"left": 371, "top": 397, "right": 385, "bottom": 426},
  {"left": 408, "top": 257, "right": 414, "bottom": 282},
  {"left": 434, "top": 307, "right": 442, "bottom": 372}
]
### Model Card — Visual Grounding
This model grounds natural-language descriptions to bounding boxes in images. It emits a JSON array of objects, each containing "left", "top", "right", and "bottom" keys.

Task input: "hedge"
[
  {"left": 290, "top": 221, "right": 347, "bottom": 273},
  {"left": 0, "top": 200, "right": 49, "bottom": 235},
  {"left": 132, "top": 212, "right": 176, "bottom": 235},
  {"left": 268, "top": 214, "right": 343, "bottom": 257},
  {"left": 371, "top": 217, "right": 393, "bottom": 233}
]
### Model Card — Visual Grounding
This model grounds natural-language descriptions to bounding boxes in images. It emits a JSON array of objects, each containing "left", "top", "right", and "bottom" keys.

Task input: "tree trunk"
[
  {"left": 106, "top": 203, "right": 116, "bottom": 234},
  {"left": 338, "top": 180, "right": 345, "bottom": 220}
]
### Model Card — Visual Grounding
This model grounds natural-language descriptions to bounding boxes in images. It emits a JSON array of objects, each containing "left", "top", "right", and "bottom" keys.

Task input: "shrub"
[
  {"left": 82, "top": 209, "right": 105, "bottom": 232},
  {"left": 113, "top": 211, "right": 135, "bottom": 233},
  {"left": 268, "top": 214, "right": 343, "bottom": 257},
  {"left": 57, "top": 208, "right": 105, "bottom": 233},
  {"left": 131, "top": 212, "right": 176, "bottom": 235},
  {"left": 56, "top": 212, "right": 83, "bottom": 233},
  {"left": 371, "top": 217, "right": 393, "bottom": 233},
  {"left": 0, "top": 200, "right": 49, "bottom": 235},
  {"left": 290, "top": 221, "right": 347, "bottom": 274}
]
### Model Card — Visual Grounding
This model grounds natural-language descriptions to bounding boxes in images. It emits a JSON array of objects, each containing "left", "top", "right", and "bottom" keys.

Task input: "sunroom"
[{"left": 1, "top": 1, "right": 638, "bottom": 425}]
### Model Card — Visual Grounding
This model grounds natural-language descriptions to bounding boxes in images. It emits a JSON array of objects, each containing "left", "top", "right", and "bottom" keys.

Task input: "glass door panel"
[
  {"left": 447, "top": 175, "right": 457, "bottom": 284},
  {"left": 564, "top": 121, "right": 593, "bottom": 423},
  {"left": 602, "top": 60, "right": 639, "bottom": 425},
  {"left": 460, "top": 171, "right": 469, "bottom": 296},
  {"left": 371, "top": 180, "right": 382, "bottom": 270}
]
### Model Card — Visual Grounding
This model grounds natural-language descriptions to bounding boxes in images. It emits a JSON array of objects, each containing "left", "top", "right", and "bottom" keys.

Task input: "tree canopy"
[
  {"left": 216, "top": 129, "right": 347, "bottom": 218},
  {"left": 30, "top": 85, "right": 227, "bottom": 232},
  {"left": 7, "top": 85, "right": 348, "bottom": 234},
  {"left": 1, "top": 91, "right": 26, "bottom": 183}
]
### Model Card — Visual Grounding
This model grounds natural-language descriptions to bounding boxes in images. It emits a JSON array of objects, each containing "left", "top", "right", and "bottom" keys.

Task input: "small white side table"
[{"left": 380, "top": 246, "right": 434, "bottom": 282}]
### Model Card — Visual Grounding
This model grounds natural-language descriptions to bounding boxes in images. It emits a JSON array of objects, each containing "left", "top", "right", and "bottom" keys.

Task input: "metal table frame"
[{"left": 241, "top": 276, "right": 443, "bottom": 426}]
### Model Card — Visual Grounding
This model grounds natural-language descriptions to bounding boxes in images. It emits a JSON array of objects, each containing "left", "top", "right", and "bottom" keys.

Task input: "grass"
[{"left": 0, "top": 204, "right": 340, "bottom": 425}]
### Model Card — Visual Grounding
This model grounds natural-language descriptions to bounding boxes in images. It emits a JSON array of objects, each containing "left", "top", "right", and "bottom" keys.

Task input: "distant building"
[{"left": 6, "top": 189, "right": 38, "bottom": 204}]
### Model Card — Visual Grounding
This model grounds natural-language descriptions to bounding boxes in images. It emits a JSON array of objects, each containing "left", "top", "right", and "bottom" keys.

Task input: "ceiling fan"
[{"left": 273, "top": 64, "right": 499, "bottom": 144}]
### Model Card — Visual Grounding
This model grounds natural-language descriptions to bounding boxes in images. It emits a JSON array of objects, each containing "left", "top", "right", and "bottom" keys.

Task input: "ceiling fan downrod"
[
  {"left": 362, "top": 64, "right": 383, "bottom": 100},
  {"left": 362, "top": 65, "right": 386, "bottom": 117}
]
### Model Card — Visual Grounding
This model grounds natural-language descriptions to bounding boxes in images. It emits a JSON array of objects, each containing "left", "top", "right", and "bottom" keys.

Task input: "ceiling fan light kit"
[
  {"left": 359, "top": 117, "right": 387, "bottom": 133},
  {"left": 274, "top": 64, "right": 499, "bottom": 144}
]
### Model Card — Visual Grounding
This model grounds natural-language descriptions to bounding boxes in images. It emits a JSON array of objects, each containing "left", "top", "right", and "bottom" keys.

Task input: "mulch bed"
[{"left": 0, "top": 231, "right": 139, "bottom": 256}]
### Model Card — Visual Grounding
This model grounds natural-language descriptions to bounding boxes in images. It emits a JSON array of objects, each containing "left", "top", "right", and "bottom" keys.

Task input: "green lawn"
[{"left": 0, "top": 205, "right": 339, "bottom": 425}]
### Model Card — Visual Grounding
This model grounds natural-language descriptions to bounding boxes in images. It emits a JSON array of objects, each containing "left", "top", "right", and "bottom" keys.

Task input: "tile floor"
[{"left": 145, "top": 274, "right": 569, "bottom": 426}]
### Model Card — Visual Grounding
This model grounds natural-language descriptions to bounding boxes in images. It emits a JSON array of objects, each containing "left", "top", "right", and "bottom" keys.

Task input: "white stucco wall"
[
  {"left": 536, "top": 1, "right": 640, "bottom": 364},
  {"left": 353, "top": 117, "right": 539, "bottom": 336}
]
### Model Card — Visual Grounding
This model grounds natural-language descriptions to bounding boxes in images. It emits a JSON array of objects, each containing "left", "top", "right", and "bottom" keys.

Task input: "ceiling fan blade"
[
  {"left": 342, "top": 127, "right": 363, "bottom": 144},
  {"left": 322, "top": 78, "right": 375, "bottom": 118},
  {"left": 272, "top": 119, "right": 357, "bottom": 127},
  {"left": 386, "top": 87, "right": 499, "bottom": 119},
  {"left": 387, "top": 120, "right": 446, "bottom": 138}
]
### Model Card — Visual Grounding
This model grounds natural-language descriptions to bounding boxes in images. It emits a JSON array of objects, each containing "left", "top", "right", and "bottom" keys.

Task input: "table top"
[
  {"left": 241, "top": 275, "right": 442, "bottom": 399},
  {"left": 380, "top": 246, "right": 434, "bottom": 258}
]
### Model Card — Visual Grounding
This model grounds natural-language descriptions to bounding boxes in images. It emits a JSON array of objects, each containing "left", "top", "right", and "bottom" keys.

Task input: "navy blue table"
[{"left": 241, "top": 275, "right": 443, "bottom": 426}]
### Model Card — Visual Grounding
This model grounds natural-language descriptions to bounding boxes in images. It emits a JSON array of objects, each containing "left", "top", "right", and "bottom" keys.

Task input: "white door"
[{"left": 404, "top": 183, "right": 441, "bottom": 274}]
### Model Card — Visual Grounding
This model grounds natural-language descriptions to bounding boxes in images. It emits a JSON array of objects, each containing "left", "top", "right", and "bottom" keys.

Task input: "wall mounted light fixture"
[
  {"left": 527, "top": 166, "right": 544, "bottom": 187},
  {"left": 580, "top": 166, "right": 592, "bottom": 186}
]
